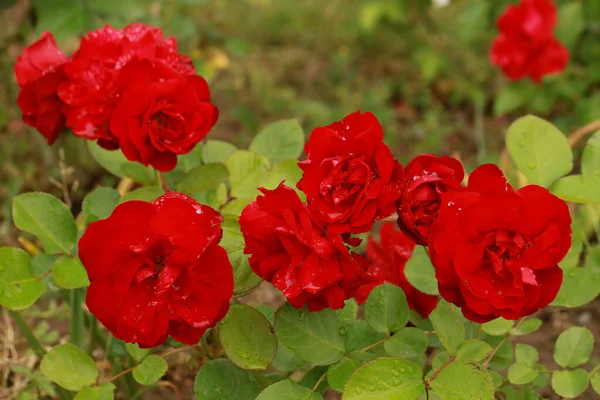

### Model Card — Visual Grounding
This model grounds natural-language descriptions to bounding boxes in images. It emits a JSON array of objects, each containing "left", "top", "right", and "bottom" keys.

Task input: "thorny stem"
[
  {"left": 360, "top": 337, "right": 389, "bottom": 352},
  {"left": 429, "top": 356, "right": 455, "bottom": 381},
  {"left": 482, "top": 335, "right": 509, "bottom": 369},
  {"left": 311, "top": 371, "right": 327, "bottom": 392}
]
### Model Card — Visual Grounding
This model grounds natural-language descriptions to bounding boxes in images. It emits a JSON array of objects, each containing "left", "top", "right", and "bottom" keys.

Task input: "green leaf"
[
  {"left": 581, "top": 132, "right": 600, "bottom": 176},
  {"left": 203, "top": 140, "right": 238, "bottom": 164},
  {"left": 226, "top": 151, "right": 270, "bottom": 199},
  {"left": 591, "top": 371, "right": 600, "bottom": 394},
  {"left": 194, "top": 359, "right": 260, "bottom": 400},
  {"left": 551, "top": 369, "right": 589, "bottom": 398},
  {"left": 343, "top": 358, "right": 425, "bottom": 400},
  {"left": 364, "top": 283, "right": 409, "bottom": 335},
  {"left": 337, "top": 299, "right": 358, "bottom": 323},
  {"left": 188, "top": 183, "right": 228, "bottom": 211},
  {"left": 220, "top": 217, "right": 262, "bottom": 296},
  {"left": 32, "top": 0, "right": 90, "bottom": 43},
  {"left": 250, "top": 119, "right": 304, "bottom": 164},
  {"left": 327, "top": 351, "right": 378, "bottom": 393},
  {"left": 457, "top": 1, "right": 490, "bottom": 44},
  {"left": 345, "top": 320, "right": 387, "bottom": 353},
  {"left": 555, "top": 2, "right": 585, "bottom": 50},
  {"left": 384, "top": 328, "right": 428, "bottom": 364},
  {"left": 256, "top": 380, "right": 323, "bottom": 400},
  {"left": 82, "top": 187, "right": 120, "bottom": 223},
  {"left": 125, "top": 343, "right": 149, "bottom": 362},
  {"left": 508, "top": 363, "right": 539, "bottom": 385},
  {"left": 511, "top": 319, "right": 542, "bottom": 336},
  {"left": 0, "top": 247, "right": 45, "bottom": 310},
  {"left": 119, "top": 187, "right": 164, "bottom": 204},
  {"left": 74, "top": 383, "right": 115, "bottom": 400},
  {"left": 552, "top": 266, "right": 600, "bottom": 307},
  {"left": 456, "top": 340, "right": 493, "bottom": 363},
  {"left": 219, "top": 304, "right": 277, "bottom": 370},
  {"left": 516, "top": 344, "right": 539, "bottom": 366},
  {"left": 532, "top": 364, "right": 550, "bottom": 389},
  {"left": 551, "top": 175, "right": 600, "bottom": 203},
  {"left": 177, "top": 163, "right": 230, "bottom": 193},
  {"left": 429, "top": 361, "right": 494, "bottom": 400},
  {"left": 40, "top": 343, "right": 98, "bottom": 391},
  {"left": 489, "top": 371, "right": 503, "bottom": 389},
  {"left": 13, "top": 192, "right": 77, "bottom": 254},
  {"left": 506, "top": 115, "right": 573, "bottom": 187},
  {"left": 553, "top": 327, "right": 594, "bottom": 368},
  {"left": 87, "top": 142, "right": 154, "bottom": 184},
  {"left": 274, "top": 303, "right": 345, "bottom": 366},
  {"left": 404, "top": 247, "right": 439, "bottom": 295},
  {"left": 429, "top": 301, "right": 465, "bottom": 355},
  {"left": 132, "top": 355, "right": 168, "bottom": 385},
  {"left": 484, "top": 335, "right": 514, "bottom": 371},
  {"left": 494, "top": 85, "right": 527, "bottom": 116},
  {"left": 52, "top": 256, "right": 90, "bottom": 289},
  {"left": 259, "top": 160, "right": 305, "bottom": 200},
  {"left": 482, "top": 318, "right": 513, "bottom": 336},
  {"left": 222, "top": 198, "right": 254, "bottom": 216}
]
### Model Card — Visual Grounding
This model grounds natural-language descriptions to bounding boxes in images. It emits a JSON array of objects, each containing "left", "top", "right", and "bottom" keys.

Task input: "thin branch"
[
  {"left": 482, "top": 335, "right": 509, "bottom": 369},
  {"left": 429, "top": 356, "right": 455, "bottom": 381}
]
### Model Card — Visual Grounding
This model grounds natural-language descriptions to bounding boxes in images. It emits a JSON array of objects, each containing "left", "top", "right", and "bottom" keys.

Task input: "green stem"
[
  {"left": 87, "top": 315, "right": 97, "bottom": 355},
  {"left": 129, "top": 384, "right": 157, "bottom": 400},
  {"left": 9, "top": 311, "right": 45, "bottom": 358},
  {"left": 70, "top": 289, "right": 84, "bottom": 348}
]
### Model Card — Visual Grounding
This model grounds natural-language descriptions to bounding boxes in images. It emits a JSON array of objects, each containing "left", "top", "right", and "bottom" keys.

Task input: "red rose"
[
  {"left": 239, "top": 184, "right": 373, "bottom": 312},
  {"left": 428, "top": 164, "right": 571, "bottom": 323},
  {"left": 58, "top": 23, "right": 195, "bottom": 148},
  {"left": 396, "top": 154, "right": 464, "bottom": 245},
  {"left": 490, "top": 0, "right": 568, "bottom": 83},
  {"left": 298, "top": 111, "right": 403, "bottom": 234},
  {"left": 109, "top": 60, "right": 218, "bottom": 172},
  {"left": 355, "top": 222, "right": 438, "bottom": 317},
  {"left": 14, "top": 32, "right": 68, "bottom": 144},
  {"left": 79, "top": 192, "right": 233, "bottom": 348}
]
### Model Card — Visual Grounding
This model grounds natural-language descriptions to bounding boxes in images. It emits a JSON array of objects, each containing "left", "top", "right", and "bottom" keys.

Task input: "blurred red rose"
[
  {"left": 396, "top": 154, "right": 464, "bottom": 245},
  {"left": 239, "top": 184, "right": 373, "bottom": 312},
  {"left": 58, "top": 23, "right": 196, "bottom": 149},
  {"left": 109, "top": 60, "right": 218, "bottom": 171},
  {"left": 355, "top": 222, "right": 438, "bottom": 317},
  {"left": 491, "top": 0, "right": 568, "bottom": 83},
  {"left": 298, "top": 111, "right": 403, "bottom": 234},
  {"left": 428, "top": 164, "right": 571, "bottom": 323},
  {"left": 14, "top": 32, "right": 68, "bottom": 144},
  {"left": 79, "top": 192, "right": 233, "bottom": 348}
]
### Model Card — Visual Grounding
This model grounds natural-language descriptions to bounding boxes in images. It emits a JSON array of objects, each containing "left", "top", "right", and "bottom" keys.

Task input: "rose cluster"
[
  {"left": 14, "top": 24, "right": 217, "bottom": 171},
  {"left": 491, "top": 0, "right": 569, "bottom": 83},
  {"left": 241, "top": 111, "right": 571, "bottom": 322}
]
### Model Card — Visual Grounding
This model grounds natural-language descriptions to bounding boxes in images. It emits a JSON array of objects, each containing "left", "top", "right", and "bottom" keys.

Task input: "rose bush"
[{"left": 4, "top": 4, "right": 600, "bottom": 399}]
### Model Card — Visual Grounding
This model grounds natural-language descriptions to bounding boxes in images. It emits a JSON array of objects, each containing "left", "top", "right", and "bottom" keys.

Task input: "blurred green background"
[{"left": 1, "top": 0, "right": 599, "bottom": 239}]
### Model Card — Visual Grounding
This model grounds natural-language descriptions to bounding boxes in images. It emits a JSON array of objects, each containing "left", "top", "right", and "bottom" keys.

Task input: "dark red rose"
[
  {"left": 239, "top": 184, "right": 373, "bottom": 312},
  {"left": 490, "top": 0, "right": 568, "bottom": 83},
  {"left": 428, "top": 164, "right": 571, "bottom": 323},
  {"left": 396, "top": 154, "right": 464, "bottom": 245},
  {"left": 58, "top": 23, "right": 195, "bottom": 148},
  {"left": 109, "top": 60, "right": 218, "bottom": 172},
  {"left": 14, "top": 32, "right": 68, "bottom": 144},
  {"left": 298, "top": 111, "right": 403, "bottom": 234},
  {"left": 79, "top": 192, "right": 233, "bottom": 348},
  {"left": 355, "top": 222, "right": 438, "bottom": 317}
]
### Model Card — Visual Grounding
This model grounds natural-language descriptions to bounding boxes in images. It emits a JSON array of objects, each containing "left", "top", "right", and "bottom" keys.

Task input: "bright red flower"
[
  {"left": 79, "top": 192, "right": 233, "bottom": 348},
  {"left": 14, "top": 32, "right": 68, "bottom": 144},
  {"left": 239, "top": 184, "right": 373, "bottom": 312},
  {"left": 298, "top": 111, "right": 403, "bottom": 234},
  {"left": 355, "top": 222, "right": 438, "bottom": 317},
  {"left": 490, "top": 0, "right": 568, "bottom": 83},
  {"left": 58, "top": 23, "right": 196, "bottom": 149},
  {"left": 396, "top": 154, "right": 464, "bottom": 245},
  {"left": 109, "top": 60, "right": 217, "bottom": 171},
  {"left": 428, "top": 164, "right": 571, "bottom": 323}
]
